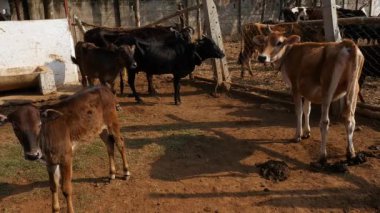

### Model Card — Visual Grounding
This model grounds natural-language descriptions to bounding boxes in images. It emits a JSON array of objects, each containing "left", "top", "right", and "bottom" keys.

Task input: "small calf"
[
  {"left": 71, "top": 41, "right": 137, "bottom": 94},
  {"left": 0, "top": 86, "right": 130, "bottom": 213}
]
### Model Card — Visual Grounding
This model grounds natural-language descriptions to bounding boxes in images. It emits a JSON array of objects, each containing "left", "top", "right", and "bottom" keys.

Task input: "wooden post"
[
  {"left": 369, "top": 0, "right": 380, "bottom": 17},
  {"left": 114, "top": 0, "right": 121, "bottom": 27},
  {"left": 134, "top": 0, "right": 141, "bottom": 27},
  {"left": 196, "top": 0, "right": 202, "bottom": 39},
  {"left": 355, "top": 0, "right": 359, "bottom": 10},
  {"left": 178, "top": 3, "right": 185, "bottom": 28},
  {"left": 261, "top": 0, "right": 266, "bottom": 22},
  {"left": 21, "top": 0, "right": 29, "bottom": 20},
  {"left": 63, "top": 0, "right": 70, "bottom": 25},
  {"left": 202, "top": 0, "right": 230, "bottom": 92},
  {"left": 43, "top": 0, "right": 54, "bottom": 19},
  {"left": 238, "top": 0, "right": 242, "bottom": 35},
  {"left": 15, "top": 0, "right": 22, "bottom": 20},
  {"left": 322, "top": 0, "right": 342, "bottom": 117},
  {"left": 27, "top": 0, "right": 38, "bottom": 20},
  {"left": 184, "top": 0, "right": 190, "bottom": 27}
]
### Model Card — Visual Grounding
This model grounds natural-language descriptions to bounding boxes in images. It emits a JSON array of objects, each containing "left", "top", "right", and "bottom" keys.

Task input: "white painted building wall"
[{"left": 0, "top": 19, "right": 78, "bottom": 87}]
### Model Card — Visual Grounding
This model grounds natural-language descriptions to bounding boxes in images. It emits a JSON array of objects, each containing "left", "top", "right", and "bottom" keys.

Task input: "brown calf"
[
  {"left": 253, "top": 33, "right": 364, "bottom": 164},
  {"left": 0, "top": 86, "right": 130, "bottom": 212},
  {"left": 71, "top": 41, "right": 137, "bottom": 94}
]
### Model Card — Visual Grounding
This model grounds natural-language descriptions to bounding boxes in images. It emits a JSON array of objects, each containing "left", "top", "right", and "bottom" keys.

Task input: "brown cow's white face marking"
[{"left": 253, "top": 33, "right": 301, "bottom": 63}]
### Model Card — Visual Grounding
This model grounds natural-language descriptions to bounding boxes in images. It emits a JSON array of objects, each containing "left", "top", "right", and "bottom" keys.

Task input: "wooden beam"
[
  {"left": 202, "top": 0, "right": 230, "bottom": 91},
  {"left": 196, "top": 0, "right": 202, "bottom": 39},
  {"left": 113, "top": 0, "right": 121, "bottom": 27},
  {"left": 273, "top": 16, "right": 380, "bottom": 26},
  {"left": 74, "top": 15, "right": 87, "bottom": 35},
  {"left": 134, "top": 0, "right": 141, "bottom": 27},
  {"left": 144, "top": 4, "right": 202, "bottom": 27},
  {"left": 322, "top": 0, "right": 341, "bottom": 42},
  {"left": 43, "top": 0, "right": 54, "bottom": 19}
]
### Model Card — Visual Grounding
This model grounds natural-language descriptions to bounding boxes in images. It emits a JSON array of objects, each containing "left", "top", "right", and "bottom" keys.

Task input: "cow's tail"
[
  {"left": 344, "top": 40, "right": 364, "bottom": 116},
  {"left": 71, "top": 56, "right": 78, "bottom": 65}
]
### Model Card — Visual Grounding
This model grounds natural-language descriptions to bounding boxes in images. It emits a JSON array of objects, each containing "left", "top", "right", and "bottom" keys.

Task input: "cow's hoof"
[
  {"left": 310, "top": 161, "right": 326, "bottom": 172},
  {"left": 347, "top": 152, "right": 367, "bottom": 165},
  {"left": 301, "top": 132, "right": 311, "bottom": 139},
  {"left": 148, "top": 90, "right": 158, "bottom": 96},
  {"left": 128, "top": 94, "right": 134, "bottom": 98},
  {"left": 293, "top": 137, "right": 302, "bottom": 143},
  {"left": 175, "top": 101, "right": 182, "bottom": 105},
  {"left": 136, "top": 99, "right": 144, "bottom": 104},
  {"left": 123, "top": 171, "right": 131, "bottom": 180}
]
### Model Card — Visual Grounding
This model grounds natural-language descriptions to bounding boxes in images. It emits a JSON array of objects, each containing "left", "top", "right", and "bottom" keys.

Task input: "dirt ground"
[{"left": 0, "top": 74, "right": 379, "bottom": 213}]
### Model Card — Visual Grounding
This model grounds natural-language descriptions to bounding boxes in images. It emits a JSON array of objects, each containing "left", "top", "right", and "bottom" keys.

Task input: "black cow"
[
  {"left": 84, "top": 26, "right": 194, "bottom": 95},
  {"left": 116, "top": 35, "right": 225, "bottom": 105}
]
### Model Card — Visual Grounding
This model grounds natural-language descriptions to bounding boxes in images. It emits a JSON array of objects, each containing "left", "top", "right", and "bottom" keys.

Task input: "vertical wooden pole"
[
  {"left": 21, "top": 0, "right": 30, "bottom": 20},
  {"left": 134, "top": 0, "right": 141, "bottom": 27},
  {"left": 369, "top": 0, "right": 380, "bottom": 17},
  {"left": 178, "top": 2, "right": 185, "bottom": 28},
  {"left": 184, "top": 0, "right": 189, "bottom": 27},
  {"left": 238, "top": 0, "right": 242, "bottom": 35},
  {"left": 355, "top": 0, "right": 359, "bottom": 10},
  {"left": 196, "top": 0, "right": 201, "bottom": 39},
  {"left": 114, "top": 0, "right": 121, "bottom": 27},
  {"left": 27, "top": 0, "right": 38, "bottom": 20},
  {"left": 322, "top": 0, "right": 343, "bottom": 116},
  {"left": 14, "top": 0, "right": 22, "bottom": 20},
  {"left": 64, "top": 0, "right": 70, "bottom": 25},
  {"left": 43, "top": 0, "right": 54, "bottom": 19},
  {"left": 261, "top": 0, "right": 266, "bottom": 22},
  {"left": 202, "top": 0, "right": 231, "bottom": 92}
]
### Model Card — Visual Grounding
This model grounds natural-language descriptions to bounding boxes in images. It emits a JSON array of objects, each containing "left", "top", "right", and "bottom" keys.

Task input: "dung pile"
[{"left": 256, "top": 160, "right": 290, "bottom": 182}]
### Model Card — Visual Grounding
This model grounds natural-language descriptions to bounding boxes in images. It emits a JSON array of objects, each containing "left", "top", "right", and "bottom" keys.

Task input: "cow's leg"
[
  {"left": 173, "top": 76, "right": 181, "bottom": 105},
  {"left": 146, "top": 73, "right": 157, "bottom": 96},
  {"left": 119, "top": 69, "right": 125, "bottom": 95},
  {"left": 302, "top": 99, "right": 311, "bottom": 139},
  {"left": 344, "top": 84, "right": 359, "bottom": 161},
  {"left": 109, "top": 124, "right": 130, "bottom": 180},
  {"left": 319, "top": 102, "right": 330, "bottom": 164},
  {"left": 61, "top": 159, "right": 74, "bottom": 213},
  {"left": 248, "top": 60, "right": 254, "bottom": 76},
  {"left": 293, "top": 93, "right": 303, "bottom": 142},
  {"left": 100, "top": 129, "right": 116, "bottom": 180},
  {"left": 47, "top": 165, "right": 60, "bottom": 213},
  {"left": 128, "top": 71, "right": 143, "bottom": 103},
  {"left": 88, "top": 77, "right": 95, "bottom": 87},
  {"left": 240, "top": 64, "right": 246, "bottom": 78}
]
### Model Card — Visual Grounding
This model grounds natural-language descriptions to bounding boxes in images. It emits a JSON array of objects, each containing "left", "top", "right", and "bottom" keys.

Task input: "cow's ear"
[
  {"left": 285, "top": 35, "right": 301, "bottom": 45},
  {"left": 0, "top": 114, "right": 8, "bottom": 125},
  {"left": 40, "top": 109, "right": 63, "bottom": 122},
  {"left": 252, "top": 35, "right": 266, "bottom": 46}
]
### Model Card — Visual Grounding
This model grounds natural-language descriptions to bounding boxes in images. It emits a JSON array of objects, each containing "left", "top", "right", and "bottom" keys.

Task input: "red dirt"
[{"left": 0, "top": 74, "right": 379, "bottom": 212}]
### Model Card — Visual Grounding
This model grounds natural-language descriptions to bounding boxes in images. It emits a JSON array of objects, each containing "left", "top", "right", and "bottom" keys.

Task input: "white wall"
[{"left": 0, "top": 19, "right": 78, "bottom": 86}]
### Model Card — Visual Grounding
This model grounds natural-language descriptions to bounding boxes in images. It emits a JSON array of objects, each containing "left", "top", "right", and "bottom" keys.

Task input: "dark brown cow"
[
  {"left": 0, "top": 86, "right": 129, "bottom": 213},
  {"left": 71, "top": 41, "right": 137, "bottom": 94}
]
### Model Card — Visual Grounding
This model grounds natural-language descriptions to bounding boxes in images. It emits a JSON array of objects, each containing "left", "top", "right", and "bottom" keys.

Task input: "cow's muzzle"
[
  {"left": 25, "top": 150, "right": 42, "bottom": 161},
  {"left": 258, "top": 55, "right": 267, "bottom": 63},
  {"left": 130, "top": 62, "right": 137, "bottom": 69}
]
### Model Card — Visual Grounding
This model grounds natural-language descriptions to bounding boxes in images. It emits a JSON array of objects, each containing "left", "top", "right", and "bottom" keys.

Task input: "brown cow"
[
  {"left": 253, "top": 33, "right": 364, "bottom": 165},
  {"left": 71, "top": 41, "right": 137, "bottom": 95},
  {"left": 0, "top": 86, "right": 130, "bottom": 213}
]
